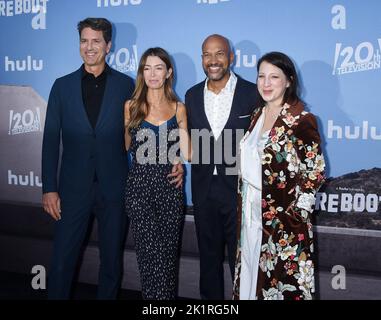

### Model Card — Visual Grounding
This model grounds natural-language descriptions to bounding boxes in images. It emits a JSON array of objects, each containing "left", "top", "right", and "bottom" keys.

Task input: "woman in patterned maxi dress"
[{"left": 124, "top": 48, "right": 191, "bottom": 300}]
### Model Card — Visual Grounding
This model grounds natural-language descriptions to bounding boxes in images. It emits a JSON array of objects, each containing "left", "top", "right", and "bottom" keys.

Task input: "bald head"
[
  {"left": 202, "top": 34, "right": 231, "bottom": 54},
  {"left": 201, "top": 34, "right": 234, "bottom": 85}
]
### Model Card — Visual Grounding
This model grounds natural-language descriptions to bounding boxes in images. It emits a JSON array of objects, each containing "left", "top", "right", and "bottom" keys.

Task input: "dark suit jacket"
[
  {"left": 42, "top": 66, "right": 134, "bottom": 203},
  {"left": 185, "top": 74, "right": 258, "bottom": 205}
]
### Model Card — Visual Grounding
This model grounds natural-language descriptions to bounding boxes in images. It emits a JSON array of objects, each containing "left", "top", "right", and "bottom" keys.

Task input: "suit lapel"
[
  {"left": 197, "top": 80, "right": 212, "bottom": 132},
  {"left": 224, "top": 75, "right": 242, "bottom": 129},
  {"left": 249, "top": 103, "right": 304, "bottom": 143},
  {"left": 278, "top": 102, "right": 304, "bottom": 128}
]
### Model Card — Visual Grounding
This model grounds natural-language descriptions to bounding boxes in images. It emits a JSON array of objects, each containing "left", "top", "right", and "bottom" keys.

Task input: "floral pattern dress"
[{"left": 233, "top": 102, "right": 326, "bottom": 300}]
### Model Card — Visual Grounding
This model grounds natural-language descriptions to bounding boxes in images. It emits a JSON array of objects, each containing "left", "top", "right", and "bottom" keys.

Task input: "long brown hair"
[{"left": 127, "top": 47, "right": 178, "bottom": 130}]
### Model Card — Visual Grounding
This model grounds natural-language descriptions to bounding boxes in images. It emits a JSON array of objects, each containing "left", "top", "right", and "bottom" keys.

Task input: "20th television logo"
[
  {"left": 8, "top": 108, "right": 42, "bottom": 135},
  {"left": 333, "top": 40, "right": 381, "bottom": 75}
]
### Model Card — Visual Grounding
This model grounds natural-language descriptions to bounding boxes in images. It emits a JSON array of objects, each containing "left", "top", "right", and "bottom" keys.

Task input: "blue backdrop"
[{"left": 1, "top": 0, "right": 380, "bottom": 219}]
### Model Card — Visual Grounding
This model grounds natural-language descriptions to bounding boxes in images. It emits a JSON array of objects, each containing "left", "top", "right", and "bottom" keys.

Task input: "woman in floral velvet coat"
[{"left": 233, "top": 52, "right": 325, "bottom": 300}]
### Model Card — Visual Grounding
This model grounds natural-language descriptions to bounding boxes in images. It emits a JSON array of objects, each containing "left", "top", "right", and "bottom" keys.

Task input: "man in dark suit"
[
  {"left": 185, "top": 34, "right": 258, "bottom": 299},
  {"left": 41, "top": 17, "right": 133, "bottom": 300}
]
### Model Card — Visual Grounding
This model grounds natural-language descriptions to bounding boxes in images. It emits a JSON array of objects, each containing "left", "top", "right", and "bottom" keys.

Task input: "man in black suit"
[{"left": 185, "top": 34, "right": 258, "bottom": 299}]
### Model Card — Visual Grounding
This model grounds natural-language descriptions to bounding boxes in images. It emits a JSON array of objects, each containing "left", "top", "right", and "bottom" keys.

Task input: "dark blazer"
[
  {"left": 42, "top": 66, "right": 134, "bottom": 203},
  {"left": 185, "top": 74, "right": 258, "bottom": 205}
]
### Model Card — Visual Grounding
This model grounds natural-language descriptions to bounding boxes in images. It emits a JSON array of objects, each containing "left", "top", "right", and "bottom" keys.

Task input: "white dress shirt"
[
  {"left": 204, "top": 72, "right": 237, "bottom": 140},
  {"left": 204, "top": 72, "right": 237, "bottom": 174}
]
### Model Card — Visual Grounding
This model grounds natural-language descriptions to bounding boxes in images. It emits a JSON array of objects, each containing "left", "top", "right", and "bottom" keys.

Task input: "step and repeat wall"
[{"left": 0, "top": 0, "right": 380, "bottom": 230}]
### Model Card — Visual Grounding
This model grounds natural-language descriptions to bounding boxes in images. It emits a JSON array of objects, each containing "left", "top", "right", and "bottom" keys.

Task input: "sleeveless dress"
[{"left": 125, "top": 111, "right": 184, "bottom": 300}]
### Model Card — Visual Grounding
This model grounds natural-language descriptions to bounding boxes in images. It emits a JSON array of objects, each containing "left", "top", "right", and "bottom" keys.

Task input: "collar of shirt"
[
  {"left": 204, "top": 71, "right": 237, "bottom": 96},
  {"left": 203, "top": 70, "right": 237, "bottom": 140},
  {"left": 81, "top": 63, "right": 111, "bottom": 80}
]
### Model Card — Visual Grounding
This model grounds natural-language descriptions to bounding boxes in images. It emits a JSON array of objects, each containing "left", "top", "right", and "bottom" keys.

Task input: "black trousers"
[{"left": 193, "top": 175, "right": 237, "bottom": 300}]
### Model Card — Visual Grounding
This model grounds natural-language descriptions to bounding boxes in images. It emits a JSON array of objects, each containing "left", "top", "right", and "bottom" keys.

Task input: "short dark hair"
[
  {"left": 257, "top": 51, "right": 300, "bottom": 107},
  {"left": 77, "top": 18, "right": 112, "bottom": 44}
]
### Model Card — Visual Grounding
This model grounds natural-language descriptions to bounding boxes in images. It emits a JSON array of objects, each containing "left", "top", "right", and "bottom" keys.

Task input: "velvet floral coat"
[{"left": 233, "top": 102, "right": 326, "bottom": 300}]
